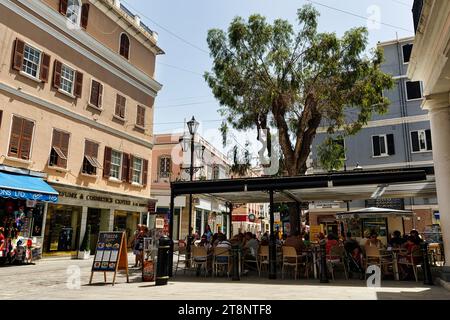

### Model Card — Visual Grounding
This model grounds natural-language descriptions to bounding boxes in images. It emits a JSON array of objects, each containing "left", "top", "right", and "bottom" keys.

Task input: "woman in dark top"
[{"left": 389, "top": 230, "right": 406, "bottom": 248}]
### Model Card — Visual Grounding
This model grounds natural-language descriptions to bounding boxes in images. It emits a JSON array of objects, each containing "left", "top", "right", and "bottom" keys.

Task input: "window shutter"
[
  {"left": 0, "top": 110, "right": 3, "bottom": 128},
  {"left": 8, "top": 116, "right": 22, "bottom": 157},
  {"left": 122, "top": 153, "right": 129, "bottom": 182},
  {"left": 90, "top": 80, "right": 98, "bottom": 106},
  {"left": 372, "top": 136, "right": 381, "bottom": 156},
  {"left": 81, "top": 4, "right": 90, "bottom": 29},
  {"left": 142, "top": 159, "right": 149, "bottom": 186},
  {"left": 60, "top": 131, "right": 70, "bottom": 168},
  {"left": 98, "top": 83, "right": 103, "bottom": 108},
  {"left": 52, "top": 130, "right": 61, "bottom": 148},
  {"left": 425, "top": 129, "right": 432, "bottom": 151},
  {"left": 59, "top": 0, "right": 68, "bottom": 15},
  {"left": 39, "top": 53, "right": 51, "bottom": 83},
  {"left": 103, "top": 147, "right": 112, "bottom": 178},
  {"left": 74, "top": 71, "right": 83, "bottom": 98},
  {"left": 411, "top": 131, "right": 420, "bottom": 152},
  {"left": 19, "top": 119, "right": 34, "bottom": 160},
  {"left": 53, "top": 60, "right": 62, "bottom": 89},
  {"left": 137, "top": 106, "right": 145, "bottom": 126},
  {"left": 12, "top": 39, "right": 25, "bottom": 71},
  {"left": 387, "top": 134, "right": 395, "bottom": 155},
  {"left": 115, "top": 94, "right": 126, "bottom": 118},
  {"left": 129, "top": 155, "right": 134, "bottom": 182}
]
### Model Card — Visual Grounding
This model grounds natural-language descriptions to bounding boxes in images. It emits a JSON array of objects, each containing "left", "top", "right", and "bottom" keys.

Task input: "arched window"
[
  {"left": 119, "top": 33, "right": 130, "bottom": 59},
  {"left": 66, "top": 0, "right": 81, "bottom": 25}
]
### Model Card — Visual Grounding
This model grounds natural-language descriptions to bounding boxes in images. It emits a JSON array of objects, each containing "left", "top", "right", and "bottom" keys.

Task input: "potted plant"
[{"left": 78, "top": 225, "right": 91, "bottom": 259}]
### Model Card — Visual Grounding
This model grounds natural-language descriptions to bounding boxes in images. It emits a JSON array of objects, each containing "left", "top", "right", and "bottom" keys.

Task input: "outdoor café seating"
[
  {"left": 213, "top": 247, "right": 231, "bottom": 277},
  {"left": 191, "top": 246, "right": 209, "bottom": 277},
  {"left": 327, "top": 245, "right": 348, "bottom": 280},
  {"left": 364, "top": 245, "right": 394, "bottom": 279},
  {"left": 258, "top": 246, "right": 269, "bottom": 276},
  {"left": 281, "top": 246, "right": 309, "bottom": 280}
]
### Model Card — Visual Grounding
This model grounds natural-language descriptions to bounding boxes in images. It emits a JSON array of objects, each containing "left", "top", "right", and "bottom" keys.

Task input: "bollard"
[
  {"left": 319, "top": 239, "right": 329, "bottom": 283},
  {"left": 421, "top": 242, "right": 434, "bottom": 285},
  {"left": 231, "top": 244, "right": 240, "bottom": 281},
  {"left": 155, "top": 235, "right": 172, "bottom": 286}
]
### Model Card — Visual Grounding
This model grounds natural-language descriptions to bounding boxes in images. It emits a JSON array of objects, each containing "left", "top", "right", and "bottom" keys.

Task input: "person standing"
[{"left": 132, "top": 224, "right": 143, "bottom": 267}]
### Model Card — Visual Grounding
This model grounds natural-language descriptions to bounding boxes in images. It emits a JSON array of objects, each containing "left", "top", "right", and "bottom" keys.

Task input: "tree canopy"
[{"left": 205, "top": 4, "right": 393, "bottom": 176}]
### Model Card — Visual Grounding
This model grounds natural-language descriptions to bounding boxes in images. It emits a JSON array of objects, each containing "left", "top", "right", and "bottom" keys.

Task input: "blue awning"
[{"left": 0, "top": 172, "right": 58, "bottom": 203}]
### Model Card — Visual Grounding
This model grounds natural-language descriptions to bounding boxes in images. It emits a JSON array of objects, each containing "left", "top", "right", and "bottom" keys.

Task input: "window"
[
  {"left": 119, "top": 33, "right": 130, "bottom": 60},
  {"left": 53, "top": 61, "right": 83, "bottom": 98},
  {"left": 132, "top": 157, "right": 143, "bottom": 184},
  {"left": 411, "top": 129, "right": 432, "bottom": 152},
  {"left": 66, "top": 0, "right": 81, "bottom": 25},
  {"left": 12, "top": 39, "right": 50, "bottom": 82},
  {"left": 82, "top": 140, "right": 100, "bottom": 175},
  {"left": 8, "top": 116, "right": 34, "bottom": 160},
  {"left": 136, "top": 105, "right": 145, "bottom": 127},
  {"left": 406, "top": 81, "right": 423, "bottom": 100},
  {"left": 110, "top": 150, "right": 122, "bottom": 179},
  {"left": 159, "top": 156, "right": 171, "bottom": 178},
  {"left": 372, "top": 134, "right": 395, "bottom": 157},
  {"left": 49, "top": 129, "right": 70, "bottom": 168},
  {"left": 115, "top": 94, "right": 126, "bottom": 119},
  {"left": 402, "top": 44, "right": 413, "bottom": 64},
  {"left": 60, "top": 64, "right": 75, "bottom": 95},
  {"left": 212, "top": 164, "right": 220, "bottom": 180},
  {"left": 89, "top": 80, "right": 103, "bottom": 109}
]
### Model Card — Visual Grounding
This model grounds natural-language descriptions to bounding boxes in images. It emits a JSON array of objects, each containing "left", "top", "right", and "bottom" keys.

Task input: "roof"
[{"left": 171, "top": 169, "right": 429, "bottom": 204}]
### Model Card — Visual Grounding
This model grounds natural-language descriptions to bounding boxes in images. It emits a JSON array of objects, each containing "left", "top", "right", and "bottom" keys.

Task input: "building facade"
[
  {"left": 0, "top": 0, "right": 163, "bottom": 256},
  {"left": 150, "top": 133, "right": 232, "bottom": 240},
  {"left": 309, "top": 37, "right": 438, "bottom": 239}
]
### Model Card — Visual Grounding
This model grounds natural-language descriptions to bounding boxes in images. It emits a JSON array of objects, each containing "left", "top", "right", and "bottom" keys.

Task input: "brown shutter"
[
  {"left": 98, "top": 83, "right": 103, "bottom": 108},
  {"left": 137, "top": 106, "right": 145, "bottom": 127},
  {"left": 39, "top": 53, "right": 51, "bottom": 83},
  {"left": 90, "top": 80, "right": 99, "bottom": 106},
  {"left": 85, "top": 140, "right": 94, "bottom": 156},
  {"left": 19, "top": 119, "right": 34, "bottom": 160},
  {"left": 103, "top": 147, "right": 112, "bottom": 178},
  {"left": 128, "top": 155, "right": 134, "bottom": 182},
  {"left": 60, "top": 132, "right": 69, "bottom": 168},
  {"left": 53, "top": 60, "right": 62, "bottom": 89},
  {"left": 74, "top": 71, "right": 83, "bottom": 98},
  {"left": 0, "top": 110, "right": 3, "bottom": 128},
  {"left": 115, "top": 94, "right": 126, "bottom": 118},
  {"left": 59, "top": 0, "right": 68, "bottom": 15},
  {"left": 12, "top": 39, "right": 25, "bottom": 71},
  {"left": 8, "top": 116, "right": 22, "bottom": 157},
  {"left": 142, "top": 159, "right": 149, "bottom": 186},
  {"left": 122, "top": 153, "right": 129, "bottom": 182},
  {"left": 81, "top": 4, "right": 90, "bottom": 29}
]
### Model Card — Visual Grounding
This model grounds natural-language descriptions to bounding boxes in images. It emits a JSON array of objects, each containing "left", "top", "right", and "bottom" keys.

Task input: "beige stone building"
[{"left": 0, "top": 0, "right": 163, "bottom": 256}]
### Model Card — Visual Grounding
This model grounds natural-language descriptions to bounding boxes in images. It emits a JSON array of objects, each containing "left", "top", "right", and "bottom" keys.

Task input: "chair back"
[
  {"left": 329, "top": 245, "right": 345, "bottom": 257},
  {"left": 282, "top": 246, "right": 297, "bottom": 258},
  {"left": 214, "top": 247, "right": 230, "bottom": 257},
  {"left": 259, "top": 246, "right": 269, "bottom": 257},
  {"left": 365, "top": 244, "right": 380, "bottom": 257},
  {"left": 192, "top": 246, "right": 207, "bottom": 258}
]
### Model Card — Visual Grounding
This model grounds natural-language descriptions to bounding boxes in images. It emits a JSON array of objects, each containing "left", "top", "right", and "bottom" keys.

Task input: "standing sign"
[{"left": 89, "top": 232, "right": 129, "bottom": 286}]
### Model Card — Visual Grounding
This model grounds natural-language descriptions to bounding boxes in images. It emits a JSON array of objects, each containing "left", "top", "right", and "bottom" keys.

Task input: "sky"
[{"left": 122, "top": 0, "right": 415, "bottom": 158}]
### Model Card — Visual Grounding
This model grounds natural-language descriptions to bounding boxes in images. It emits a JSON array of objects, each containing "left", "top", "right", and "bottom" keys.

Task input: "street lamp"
[{"left": 179, "top": 116, "right": 204, "bottom": 263}]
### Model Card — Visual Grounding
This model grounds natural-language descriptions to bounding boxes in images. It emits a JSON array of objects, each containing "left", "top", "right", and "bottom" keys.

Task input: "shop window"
[
  {"left": 372, "top": 134, "right": 395, "bottom": 157},
  {"left": 12, "top": 39, "right": 51, "bottom": 82},
  {"left": 411, "top": 129, "right": 432, "bottom": 152},
  {"left": 402, "top": 43, "right": 413, "bottom": 63},
  {"left": 115, "top": 94, "right": 126, "bottom": 119},
  {"left": 136, "top": 105, "right": 145, "bottom": 128},
  {"left": 406, "top": 81, "right": 423, "bottom": 101},
  {"left": 159, "top": 156, "right": 171, "bottom": 178},
  {"left": 49, "top": 129, "right": 70, "bottom": 168},
  {"left": 89, "top": 79, "right": 103, "bottom": 109},
  {"left": 119, "top": 33, "right": 130, "bottom": 60},
  {"left": 53, "top": 61, "right": 83, "bottom": 98},
  {"left": 8, "top": 115, "right": 34, "bottom": 160},
  {"left": 82, "top": 140, "right": 100, "bottom": 175}
]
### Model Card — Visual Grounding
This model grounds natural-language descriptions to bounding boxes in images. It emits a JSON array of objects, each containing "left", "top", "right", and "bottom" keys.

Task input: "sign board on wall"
[
  {"left": 155, "top": 218, "right": 165, "bottom": 229},
  {"left": 274, "top": 212, "right": 281, "bottom": 223}
]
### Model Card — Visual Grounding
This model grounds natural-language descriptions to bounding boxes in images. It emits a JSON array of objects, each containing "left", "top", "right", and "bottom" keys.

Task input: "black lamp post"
[{"left": 179, "top": 116, "right": 205, "bottom": 262}]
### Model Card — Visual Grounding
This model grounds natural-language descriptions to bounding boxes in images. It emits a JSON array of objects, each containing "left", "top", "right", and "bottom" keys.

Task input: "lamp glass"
[{"left": 187, "top": 116, "right": 199, "bottom": 135}]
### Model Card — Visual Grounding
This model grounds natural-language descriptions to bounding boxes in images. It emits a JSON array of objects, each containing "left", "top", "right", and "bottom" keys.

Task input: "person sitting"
[
  {"left": 325, "top": 233, "right": 339, "bottom": 255},
  {"left": 303, "top": 233, "right": 311, "bottom": 247},
  {"left": 244, "top": 232, "right": 259, "bottom": 258},
  {"left": 364, "top": 231, "right": 382, "bottom": 249},
  {"left": 198, "top": 234, "right": 212, "bottom": 251},
  {"left": 216, "top": 233, "right": 232, "bottom": 249},
  {"left": 389, "top": 230, "right": 406, "bottom": 248},
  {"left": 397, "top": 236, "right": 421, "bottom": 280},
  {"left": 409, "top": 229, "right": 424, "bottom": 246},
  {"left": 344, "top": 232, "right": 363, "bottom": 272},
  {"left": 284, "top": 231, "right": 305, "bottom": 255}
]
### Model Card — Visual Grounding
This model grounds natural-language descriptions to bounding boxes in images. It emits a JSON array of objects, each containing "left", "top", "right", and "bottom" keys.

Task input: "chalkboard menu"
[{"left": 92, "top": 232, "right": 122, "bottom": 272}]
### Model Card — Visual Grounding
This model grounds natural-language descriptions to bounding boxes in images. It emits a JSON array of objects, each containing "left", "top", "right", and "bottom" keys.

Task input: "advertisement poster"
[
  {"left": 92, "top": 232, "right": 123, "bottom": 272},
  {"left": 310, "top": 225, "right": 322, "bottom": 243}
]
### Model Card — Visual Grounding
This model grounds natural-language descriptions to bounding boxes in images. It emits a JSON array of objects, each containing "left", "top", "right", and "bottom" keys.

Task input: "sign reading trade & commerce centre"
[{"left": 57, "top": 191, "right": 149, "bottom": 210}]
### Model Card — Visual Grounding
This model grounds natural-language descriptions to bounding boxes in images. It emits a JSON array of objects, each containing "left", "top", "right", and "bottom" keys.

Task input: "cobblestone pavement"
[{"left": 1, "top": 255, "right": 450, "bottom": 300}]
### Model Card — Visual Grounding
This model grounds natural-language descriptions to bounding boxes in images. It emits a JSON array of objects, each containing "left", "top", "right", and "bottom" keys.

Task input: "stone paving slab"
[{"left": 1, "top": 256, "right": 450, "bottom": 300}]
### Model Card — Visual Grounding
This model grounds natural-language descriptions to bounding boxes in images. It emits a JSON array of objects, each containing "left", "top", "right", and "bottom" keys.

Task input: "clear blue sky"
[{"left": 123, "top": 0, "right": 414, "bottom": 155}]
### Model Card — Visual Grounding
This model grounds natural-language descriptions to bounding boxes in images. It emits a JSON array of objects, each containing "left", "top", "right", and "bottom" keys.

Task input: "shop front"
[
  {"left": 0, "top": 170, "right": 58, "bottom": 263},
  {"left": 46, "top": 183, "right": 153, "bottom": 256}
]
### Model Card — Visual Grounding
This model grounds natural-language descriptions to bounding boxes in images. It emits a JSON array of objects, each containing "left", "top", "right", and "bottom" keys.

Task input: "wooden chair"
[
  {"left": 364, "top": 245, "right": 393, "bottom": 279},
  {"left": 327, "top": 245, "right": 348, "bottom": 280},
  {"left": 282, "top": 246, "right": 308, "bottom": 280},
  {"left": 213, "top": 247, "right": 231, "bottom": 277},
  {"left": 174, "top": 240, "right": 187, "bottom": 275},
  {"left": 397, "top": 247, "right": 423, "bottom": 282},
  {"left": 191, "top": 246, "right": 209, "bottom": 277},
  {"left": 258, "top": 246, "right": 269, "bottom": 276}
]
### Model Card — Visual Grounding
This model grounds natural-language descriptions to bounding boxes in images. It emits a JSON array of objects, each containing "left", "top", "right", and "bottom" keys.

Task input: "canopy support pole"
[
  {"left": 296, "top": 201, "right": 301, "bottom": 234},
  {"left": 228, "top": 202, "right": 233, "bottom": 238},
  {"left": 269, "top": 189, "right": 277, "bottom": 279}
]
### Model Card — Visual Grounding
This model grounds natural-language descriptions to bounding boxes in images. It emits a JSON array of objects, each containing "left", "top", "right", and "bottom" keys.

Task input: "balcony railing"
[{"left": 412, "top": 0, "right": 424, "bottom": 34}]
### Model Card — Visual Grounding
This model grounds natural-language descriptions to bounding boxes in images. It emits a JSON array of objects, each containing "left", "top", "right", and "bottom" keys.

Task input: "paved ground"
[{"left": 1, "top": 255, "right": 450, "bottom": 300}]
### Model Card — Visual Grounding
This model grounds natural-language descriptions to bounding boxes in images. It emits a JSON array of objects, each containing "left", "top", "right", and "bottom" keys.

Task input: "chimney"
[
  {"left": 134, "top": 15, "right": 141, "bottom": 27},
  {"left": 113, "top": 0, "right": 121, "bottom": 8}
]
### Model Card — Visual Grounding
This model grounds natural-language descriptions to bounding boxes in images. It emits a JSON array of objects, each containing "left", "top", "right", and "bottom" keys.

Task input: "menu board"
[{"left": 92, "top": 232, "right": 123, "bottom": 272}]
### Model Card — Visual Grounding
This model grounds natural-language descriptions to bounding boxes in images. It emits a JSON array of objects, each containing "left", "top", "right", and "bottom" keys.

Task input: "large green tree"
[{"left": 205, "top": 4, "right": 393, "bottom": 176}]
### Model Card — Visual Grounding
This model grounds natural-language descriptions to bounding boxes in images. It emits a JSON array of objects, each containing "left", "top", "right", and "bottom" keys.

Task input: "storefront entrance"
[
  {"left": 114, "top": 211, "right": 140, "bottom": 249},
  {"left": 44, "top": 205, "right": 81, "bottom": 255}
]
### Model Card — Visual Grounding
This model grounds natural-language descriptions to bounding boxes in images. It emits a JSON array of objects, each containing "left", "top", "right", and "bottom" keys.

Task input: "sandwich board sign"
[{"left": 89, "top": 231, "right": 129, "bottom": 286}]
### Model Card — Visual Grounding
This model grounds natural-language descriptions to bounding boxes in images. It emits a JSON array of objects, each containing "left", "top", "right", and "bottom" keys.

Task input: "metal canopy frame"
[{"left": 168, "top": 168, "right": 428, "bottom": 279}]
